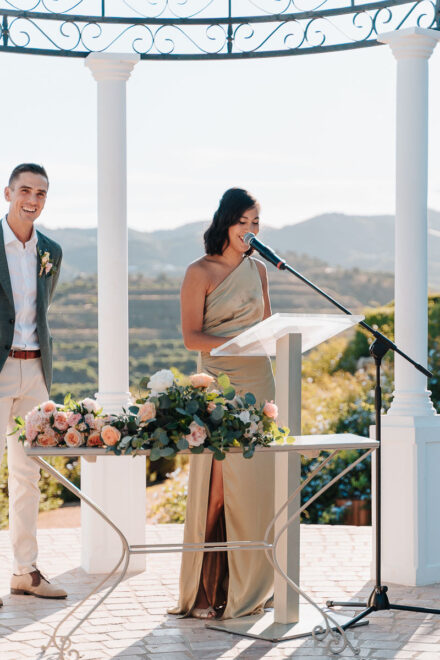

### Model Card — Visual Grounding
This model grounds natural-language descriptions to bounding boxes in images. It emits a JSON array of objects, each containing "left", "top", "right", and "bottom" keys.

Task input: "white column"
[
  {"left": 380, "top": 27, "right": 438, "bottom": 418},
  {"left": 81, "top": 53, "right": 146, "bottom": 573},
  {"left": 378, "top": 28, "right": 440, "bottom": 586}
]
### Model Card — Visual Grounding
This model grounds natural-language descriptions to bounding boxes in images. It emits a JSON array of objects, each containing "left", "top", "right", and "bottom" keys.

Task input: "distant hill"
[{"left": 39, "top": 209, "right": 440, "bottom": 288}]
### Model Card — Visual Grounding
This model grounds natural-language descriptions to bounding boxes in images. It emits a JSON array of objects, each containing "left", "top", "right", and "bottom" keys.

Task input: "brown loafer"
[{"left": 10, "top": 568, "right": 67, "bottom": 599}]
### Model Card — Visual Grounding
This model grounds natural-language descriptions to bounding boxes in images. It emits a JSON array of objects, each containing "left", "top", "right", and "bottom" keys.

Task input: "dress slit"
[{"left": 196, "top": 461, "right": 229, "bottom": 614}]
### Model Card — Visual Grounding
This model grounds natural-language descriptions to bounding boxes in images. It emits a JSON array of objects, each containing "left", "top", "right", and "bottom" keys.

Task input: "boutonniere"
[{"left": 38, "top": 249, "right": 57, "bottom": 278}]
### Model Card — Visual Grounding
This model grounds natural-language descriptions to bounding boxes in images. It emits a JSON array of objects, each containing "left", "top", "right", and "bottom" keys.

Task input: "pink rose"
[
  {"left": 42, "top": 400, "right": 57, "bottom": 416},
  {"left": 87, "top": 431, "right": 103, "bottom": 447},
  {"left": 67, "top": 412, "right": 82, "bottom": 427},
  {"left": 185, "top": 421, "right": 207, "bottom": 447},
  {"left": 84, "top": 413, "right": 95, "bottom": 428},
  {"left": 207, "top": 401, "right": 216, "bottom": 413},
  {"left": 93, "top": 417, "right": 106, "bottom": 432},
  {"left": 53, "top": 411, "right": 69, "bottom": 432},
  {"left": 37, "top": 430, "right": 58, "bottom": 447},
  {"left": 101, "top": 425, "right": 121, "bottom": 447},
  {"left": 138, "top": 401, "right": 156, "bottom": 423},
  {"left": 26, "top": 425, "right": 38, "bottom": 442},
  {"left": 263, "top": 401, "right": 278, "bottom": 419},
  {"left": 64, "top": 427, "right": 85, "bottom": 448},
  {"left": 190, "top": 373, "right": 215, "bottom": 388}
]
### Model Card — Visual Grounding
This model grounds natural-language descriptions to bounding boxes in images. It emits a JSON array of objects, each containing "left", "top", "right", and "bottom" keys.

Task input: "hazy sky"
[{"left": 1, "top": 39, "right": 439, "bottom": 231}]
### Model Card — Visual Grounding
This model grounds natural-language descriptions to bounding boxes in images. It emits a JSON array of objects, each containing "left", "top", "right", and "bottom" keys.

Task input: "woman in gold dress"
[{"left": 170, "top": 188, "right": 275, "bottom": 620}]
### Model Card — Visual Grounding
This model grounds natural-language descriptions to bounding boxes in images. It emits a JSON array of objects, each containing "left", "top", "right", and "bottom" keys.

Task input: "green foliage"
[
  {"left": 149, "top": 466, "right": 188, "bottom": 524},
  {"left": 0, "top": 453, "right": 80, "bottom": 529}
]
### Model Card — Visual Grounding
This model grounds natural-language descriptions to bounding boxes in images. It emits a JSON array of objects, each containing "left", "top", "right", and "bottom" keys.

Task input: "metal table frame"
[{"left": 26, "top": 434, "right": 378, "bottom": 659}]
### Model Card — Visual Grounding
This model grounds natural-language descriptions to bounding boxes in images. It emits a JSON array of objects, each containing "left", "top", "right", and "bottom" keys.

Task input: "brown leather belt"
[{"left": 9, "top": 349, "right": 41, "bottom": 359}]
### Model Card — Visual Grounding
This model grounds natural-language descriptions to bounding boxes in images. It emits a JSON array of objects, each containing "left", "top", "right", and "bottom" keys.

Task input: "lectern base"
[{"left": 206, "top": 605, "right": 368, "bottom": 642}]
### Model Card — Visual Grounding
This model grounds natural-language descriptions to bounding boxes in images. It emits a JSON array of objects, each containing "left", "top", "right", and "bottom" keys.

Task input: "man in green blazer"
[{"left": 0, "top": 163, "right": 66, "bottom": 606}]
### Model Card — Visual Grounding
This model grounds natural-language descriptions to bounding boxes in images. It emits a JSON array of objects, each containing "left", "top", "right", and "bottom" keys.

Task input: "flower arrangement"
[{"left": 17, "top": 370, "right": 293, "bottom": 461}]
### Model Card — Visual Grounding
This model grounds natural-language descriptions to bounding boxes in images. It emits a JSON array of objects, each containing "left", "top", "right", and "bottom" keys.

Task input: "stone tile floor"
[{"left": 0, "top": 524, "right": 439, "bottom": 660}]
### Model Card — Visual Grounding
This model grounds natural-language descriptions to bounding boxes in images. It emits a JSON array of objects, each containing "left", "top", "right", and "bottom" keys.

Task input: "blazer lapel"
[
  {"left": 36, "top": 232, "right": 48, "bottom": 317},
  {"left": 0, "top": 220, "right": 14, "bottom": 308}
]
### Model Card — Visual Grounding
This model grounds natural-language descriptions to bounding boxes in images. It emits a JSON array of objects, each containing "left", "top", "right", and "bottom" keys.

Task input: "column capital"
[
  {"left": 85, "top": 53, "right": 140, "bottom": 82},
  {"left": 378, "top": 27, "right": 440, "bottom": 60}
]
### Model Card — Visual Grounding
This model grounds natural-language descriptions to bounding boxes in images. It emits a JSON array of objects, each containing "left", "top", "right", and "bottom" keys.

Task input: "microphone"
[{"left": 243, "top": 232, "right": 286, "bottom": 270}]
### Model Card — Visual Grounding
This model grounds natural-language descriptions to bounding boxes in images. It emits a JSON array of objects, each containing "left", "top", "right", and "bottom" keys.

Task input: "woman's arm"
[
  {"left": 255, "top": 259, "right": 272, "bottom": 320},
  {"left": 180, "top": 262, "right": 231, "bottom": 352}
]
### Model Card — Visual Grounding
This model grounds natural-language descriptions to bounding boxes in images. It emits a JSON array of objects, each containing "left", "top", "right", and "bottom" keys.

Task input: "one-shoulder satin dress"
[{"left": 170, "top": 256, "right": 275, "bottom": 620}]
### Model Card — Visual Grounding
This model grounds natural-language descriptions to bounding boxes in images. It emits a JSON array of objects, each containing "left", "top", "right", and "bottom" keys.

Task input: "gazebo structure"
[{"left": 1, "top": 0, "right": 439, "bottom": 593}]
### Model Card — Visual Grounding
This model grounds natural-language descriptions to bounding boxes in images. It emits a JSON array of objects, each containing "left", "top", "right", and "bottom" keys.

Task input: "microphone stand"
[{"left": 258, "top": 248, "right": 440, "bottom": 629}]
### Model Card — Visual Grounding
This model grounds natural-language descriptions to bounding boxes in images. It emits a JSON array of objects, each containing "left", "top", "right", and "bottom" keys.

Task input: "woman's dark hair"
[{"left": 204, "top": 188, "right": 258, "bottom": 256}]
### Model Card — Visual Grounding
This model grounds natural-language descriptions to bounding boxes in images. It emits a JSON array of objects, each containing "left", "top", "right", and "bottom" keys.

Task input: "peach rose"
[
  {"left": 190, "top": 373, "right": 215, "bottom": 388},
  {"left": 263, "top": 401, "right": 278, "bottom": 419},
  {"left": 37, "top": 430, "right": 58, "bottom": 447},
  {"left": 87, "top": 431, "right": 103, "bottom": 447},
  {"left": 53, "top": 411, "right": 69, "bottom": 432},
  {"left": 185, "top": 421, "right": 207, "bottom": 447},
  {"left": 42, "top": 400, "right": 57, "bottom": 416},
  {"left": 138, "top": 401, "right": 156, "bottom": 423},
  {"left": 101, "top": 425, "right": 121, "bottom": 447},
  {"left": 64, "top": 427, "right": 85, "bottom": 448},
  {"left": 207, "top": 401, "right": 216, "bottom": 413}
]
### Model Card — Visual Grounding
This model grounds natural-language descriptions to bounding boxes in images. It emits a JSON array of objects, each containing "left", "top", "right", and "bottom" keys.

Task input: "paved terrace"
[{"left": 0, "top": 524, "right": 439, "bottom": 660}]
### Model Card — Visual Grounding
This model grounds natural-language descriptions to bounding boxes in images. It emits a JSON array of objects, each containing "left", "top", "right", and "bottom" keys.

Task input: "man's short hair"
[{"left": 8, "top": 163, "right": 49, "bottom": 188}]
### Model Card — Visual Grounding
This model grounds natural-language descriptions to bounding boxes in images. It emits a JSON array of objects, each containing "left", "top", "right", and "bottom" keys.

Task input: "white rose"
[
  {"left": 147, "top": 369, "right": 175, "bottom": 395},
  {"left": 82, "top": 397, "right": 98, "bottom": 413},
  {"left": 245, "top": 421, "right": 259, "bottom": 438},
  {"left": 238, "top": 410, "right": 250, "bottom": 424}
]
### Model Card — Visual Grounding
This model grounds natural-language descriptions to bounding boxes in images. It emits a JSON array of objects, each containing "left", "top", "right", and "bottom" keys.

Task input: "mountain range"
[{"left": 39, "top": 210, "right": 440, "bottom": 288}]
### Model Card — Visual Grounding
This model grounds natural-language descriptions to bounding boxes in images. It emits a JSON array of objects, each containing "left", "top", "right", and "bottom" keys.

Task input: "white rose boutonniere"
[{"left": 38, "top": 249, "right": 57, "bottom": 278}]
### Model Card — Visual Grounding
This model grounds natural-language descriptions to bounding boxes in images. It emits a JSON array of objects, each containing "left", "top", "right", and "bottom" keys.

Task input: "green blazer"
[{"left": 0, "top": 219, "right": 62, "bottom": 392}]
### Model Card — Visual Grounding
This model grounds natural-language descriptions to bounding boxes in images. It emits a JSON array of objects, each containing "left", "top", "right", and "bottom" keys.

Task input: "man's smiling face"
[{"left": 4, "top": 171, "right": 48, "bottom": 227}]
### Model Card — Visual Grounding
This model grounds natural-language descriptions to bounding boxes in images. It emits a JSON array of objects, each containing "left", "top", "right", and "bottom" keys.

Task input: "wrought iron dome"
[{"left": 0, "top": 0, "right": 439, "bottom": 59}]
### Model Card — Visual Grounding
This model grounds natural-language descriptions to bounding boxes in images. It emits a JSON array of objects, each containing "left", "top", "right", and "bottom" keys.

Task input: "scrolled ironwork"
[{"left": 0, "top": 0, "right": 438, "bottom": 58}]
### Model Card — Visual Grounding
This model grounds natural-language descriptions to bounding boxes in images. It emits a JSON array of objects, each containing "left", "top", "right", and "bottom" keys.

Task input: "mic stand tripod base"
[{"left": 207, "top": 602, "right": 368, "bottom": 642}]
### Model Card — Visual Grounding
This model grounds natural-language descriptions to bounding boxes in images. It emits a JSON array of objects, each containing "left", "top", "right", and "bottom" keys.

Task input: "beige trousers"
[{"left": 0, "top": 357, "right": 48, "bottom": 575}]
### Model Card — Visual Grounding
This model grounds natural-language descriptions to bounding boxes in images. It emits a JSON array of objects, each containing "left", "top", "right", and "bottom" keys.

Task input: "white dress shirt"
[{"left": 2, "top": 217, "right": 39, "bottom": 349}]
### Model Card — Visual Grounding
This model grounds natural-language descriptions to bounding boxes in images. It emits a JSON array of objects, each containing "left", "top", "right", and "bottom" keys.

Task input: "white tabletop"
[{"left": 24, "top": 433, "right": 378, "bottom": 457}]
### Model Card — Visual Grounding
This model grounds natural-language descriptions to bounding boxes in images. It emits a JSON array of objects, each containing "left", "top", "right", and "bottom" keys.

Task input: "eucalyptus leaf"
[
  {"left": 245, "top": 392, "right": 256, "bottom": 405},
  {"left": 190, "top": 445, "right": 205, "bottom": 454},
  {"left": 150, "top": 447, "right": 161, "bottom": 461},
  {"left": 128, "top": 405, "right": 139, "bottom": 415},
  {"left": 161, "top": 446, "right": 176, "bottom": 458},
  {"left": 185, "top": 400, "right": 199, "bottom": 414},
  {"left": 223, "top": 386, "right": 235, "bottom": 400},
  {"left": 193, "top": 413, "right": 205, "bottom": 427},
  {"left": 217, "top": 373, "right": 230, "bottom": 389},
  {"left": 177, "top": 436, "right": 189, "bottom": 450},
  {"left": 210, "top": 406, "right": 224, "bottom": 422},
  {"left": 243, "top": 448, "right": 254, "bottom": 459},
  {"left": 213, "top": 449, "right": 226, "bottom": 461}
]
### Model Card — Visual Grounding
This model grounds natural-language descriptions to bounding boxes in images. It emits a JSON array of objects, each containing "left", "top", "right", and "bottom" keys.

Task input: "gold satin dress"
[{"left": 170, "top": 256, "right": 276, "bottom": 620}]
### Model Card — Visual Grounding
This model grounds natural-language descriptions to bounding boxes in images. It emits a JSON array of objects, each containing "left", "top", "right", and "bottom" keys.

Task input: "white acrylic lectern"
[{"left": 210, "top": 313, "right": 364, "bottom": 639}]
